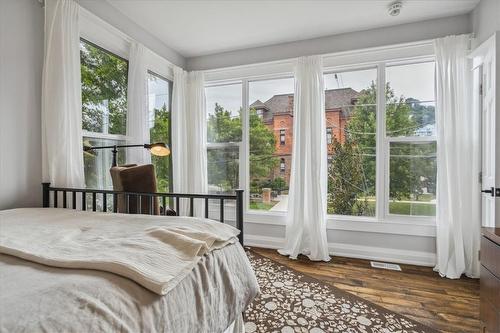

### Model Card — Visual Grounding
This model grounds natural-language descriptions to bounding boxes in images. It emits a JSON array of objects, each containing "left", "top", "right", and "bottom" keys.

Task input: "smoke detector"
[{"left": 388, "top": 1, "right": 403, "bottom": 16}]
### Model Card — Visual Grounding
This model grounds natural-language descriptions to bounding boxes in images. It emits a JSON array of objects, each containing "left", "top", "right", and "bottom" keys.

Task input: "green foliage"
[
  {"left": 249, "top": 109, "right": 279, "bottom": 180},
  {"left": 327, "top": 137, "right": 372, "bottom": 216},
  {"left": 150, "top": 105, "right": 171, "bottom": 192},
  {"left": 80, "top": 40, "right": 128, "bottom": 135}
]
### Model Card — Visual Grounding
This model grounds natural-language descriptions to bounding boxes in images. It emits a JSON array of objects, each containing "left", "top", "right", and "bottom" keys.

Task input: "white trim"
[
  {"left": 82, "top": 130, "right": 129, "bottom": 141},
  {"left": 244, "top": 234, "right": 436, "bottom": 267}
]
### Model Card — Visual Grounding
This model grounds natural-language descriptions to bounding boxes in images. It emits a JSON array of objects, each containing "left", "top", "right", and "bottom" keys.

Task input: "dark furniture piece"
[
  {"left": 110, "top": 164, "right": 160, "bottom": 215},
  {"left": 480, "top": 227, "right": 500, "bottom": 333},
  {"left": 42, "top": 183, "right": 244, "bottom": 245}
]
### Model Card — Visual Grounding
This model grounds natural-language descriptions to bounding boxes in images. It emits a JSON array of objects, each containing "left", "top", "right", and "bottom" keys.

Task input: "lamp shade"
[{"left": 146, "top": 143, "right": 170, "bottom": 157}]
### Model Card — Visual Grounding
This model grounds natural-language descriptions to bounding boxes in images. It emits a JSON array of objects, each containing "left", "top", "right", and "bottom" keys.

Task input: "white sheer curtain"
[
  {"left": 126, "top": 42, "right": 150, "bottom": 165},
  {"left": 42, "top": 0, "right": 84, "bottom": 188},
  {"left": 434, "top": 34, "right": 480, "bottom": 279},
  {"left": 278, "top": 56, "right": 330, "bottom": 261},
  {"left": 172, "top": 67, "right": 207, "bottom": 216}
]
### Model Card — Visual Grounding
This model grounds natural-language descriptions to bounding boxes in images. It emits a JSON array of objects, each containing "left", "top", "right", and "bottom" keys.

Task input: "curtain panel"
[
  {"left": 126, "top": 42, "right": 151, "bottom": 165},
  {"left": 41, "top": 0, "right": 84, "bottom": 188},
  {"left": 434, "top": 34, "right": 480, "bottom": 279},
  {"left": 172, "top": 68, "right": 207, "bottom": 216},
  {"left": 278, "top": 56, "right": 330, "bottom": 262}
]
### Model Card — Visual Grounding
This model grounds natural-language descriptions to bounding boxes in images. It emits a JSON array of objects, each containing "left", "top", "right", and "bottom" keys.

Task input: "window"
[
  {"left": 206, "top": 83, "right": 242, "bottom": 194},
  {"left": 80, "top": 39, "right": 128, "bottom": 188},
  {"left": 386, "top": 61, "right": 436, "bottom": 216},
  {"left": 326, "top": 127, "right": 333, "bottom": 143},
  {"left": 248, "top": 77, "right": 294, "bottom": 212},
  {"left": 147, "top": 72, "right": 172, "bottom": 193},
  {"left": 324, "top": 68, "right": 377, "bottom": 217},
  {"left": 280, "top": 129, "right": 286, "bottom": 145}
]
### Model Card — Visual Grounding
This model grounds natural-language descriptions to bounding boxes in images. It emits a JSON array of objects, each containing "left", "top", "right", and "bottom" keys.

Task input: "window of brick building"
[
  {"left": 326, "top": 127, "right": 333, "bottom": 143},
  {"left": 280, "top": 129, "right": 286, "bottom": 145},
  {"left": 280, "top": 158, "right": 285, "bottom": 172}
]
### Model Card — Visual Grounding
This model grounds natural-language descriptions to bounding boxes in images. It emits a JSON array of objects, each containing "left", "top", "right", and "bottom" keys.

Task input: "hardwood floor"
[{"left": 250, "top": 247, "right": 480, "bottom": 333}]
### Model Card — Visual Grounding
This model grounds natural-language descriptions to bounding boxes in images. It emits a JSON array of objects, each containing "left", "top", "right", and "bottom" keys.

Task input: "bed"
[{"left": 0, "top": 184, "right": 259, "bottom": 333}]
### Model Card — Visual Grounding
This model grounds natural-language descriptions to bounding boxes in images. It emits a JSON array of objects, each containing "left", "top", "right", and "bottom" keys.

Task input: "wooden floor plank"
[{"left": 250, "top": 247, "right": 480, "bottom": 333}]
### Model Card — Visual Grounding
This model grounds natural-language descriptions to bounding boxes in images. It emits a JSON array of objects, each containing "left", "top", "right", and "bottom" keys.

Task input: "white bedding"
[
  {"left": 0, "top": 208, "right": 259, "bottom": 333},
  {"left": 0, "top": 208, "right": 239, "bottom": 295}
]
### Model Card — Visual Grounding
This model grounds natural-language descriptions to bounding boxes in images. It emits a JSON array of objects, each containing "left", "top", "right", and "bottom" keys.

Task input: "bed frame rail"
[{"left": 42, "top": 183, "right": 244, "bottom": 245}]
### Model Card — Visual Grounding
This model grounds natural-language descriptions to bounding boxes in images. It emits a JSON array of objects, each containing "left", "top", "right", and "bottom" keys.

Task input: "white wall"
[
  {"left": 187, "top": 14, "right": 471, "bottom": 71},
  {"left": 471, "top": 0, "right": 500, "bottom": 46},
  {"left": 0, "top": 0, "right": 44, "bottom": 210}
]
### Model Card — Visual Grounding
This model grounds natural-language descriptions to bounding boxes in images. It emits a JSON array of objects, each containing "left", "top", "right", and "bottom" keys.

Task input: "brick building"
[{"left": 250, "top": 88, "right": 359, "bottom": 183}]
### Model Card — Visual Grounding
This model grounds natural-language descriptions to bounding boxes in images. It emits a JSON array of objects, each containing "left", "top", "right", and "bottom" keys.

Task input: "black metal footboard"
[{"left": 42, "top": 183, "right": 244, "bottom": 245}]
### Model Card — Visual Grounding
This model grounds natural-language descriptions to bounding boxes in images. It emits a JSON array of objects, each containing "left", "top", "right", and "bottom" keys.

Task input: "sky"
[{"left": 205, "top": 61, "right": 435, "bottom": 116}]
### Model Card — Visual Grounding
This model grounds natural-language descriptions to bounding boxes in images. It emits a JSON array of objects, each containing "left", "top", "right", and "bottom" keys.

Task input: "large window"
[
  {"left": 204, "top": 53, "right": 437, "bottom": 223},
  {"left": 385, "top": 61, "right": 436, "bottom": 216},
  {"left": 248, "top": 77, "right": 294, "bottom": 212},
  {"left": 80, "top": 39, "right": 128, "bottom": 188},
  {"left": 206, "top": 83, "right": 242, "bottom": 194},
  {"left": 148, "top": 72, "right": 172, "bottom": 193},
  {"left": 324, "top": 68, "right": 377, "bottom": 217}
]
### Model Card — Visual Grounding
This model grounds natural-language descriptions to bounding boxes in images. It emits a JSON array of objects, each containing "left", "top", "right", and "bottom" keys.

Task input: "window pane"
[
  {"left": 206, "top": 84, "right": 242, "bottom": 194},
  {"left": 324, "top": 68, "right": 377, "bottom": 216},
  {"left": 148, "top": 72, "right": 172, "bottom": 192},
  {"left": 389, "top": 142, "right": 436, "bottom": 216},
  {"left": 248, "top": 78, "right": 294, "bottom": 212},
  {"left": 386, "top": 62, "right": 435, "bottom": 137},
  {"left": 206, "top": 84, "right": 242, "bottom": 143},
  {"left": 207, "top": 146, "right": 239, "bottom": 194},
  {"left": 80, "top": 39, "right": 128, "bottom": 135},
  {"left": 83, "top": 137, "right": 126, "bottom": 189}
]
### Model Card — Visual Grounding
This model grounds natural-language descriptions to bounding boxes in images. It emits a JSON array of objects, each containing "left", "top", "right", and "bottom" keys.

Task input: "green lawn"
[
  {"left": 389, "top": 201, "right": 436, "bottom": 216},
  {"left": 250, "top": 198, "right": 435, "bottom": 216},
  {"left": 326, "top": 200, "right": 435, "bottom": 216},
  {"left": 249, "top": 201, "right": 278, "bottom": 211}
]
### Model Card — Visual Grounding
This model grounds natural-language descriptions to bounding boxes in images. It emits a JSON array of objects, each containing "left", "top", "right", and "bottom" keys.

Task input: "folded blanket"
[{"left": 0, "top": 208, "right": 240, "bottom": 295}]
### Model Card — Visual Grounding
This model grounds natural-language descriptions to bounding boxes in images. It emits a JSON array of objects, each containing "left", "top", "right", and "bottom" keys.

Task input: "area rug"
[{"left": 243, "top": 250, "right": 438, "bottom": 333}]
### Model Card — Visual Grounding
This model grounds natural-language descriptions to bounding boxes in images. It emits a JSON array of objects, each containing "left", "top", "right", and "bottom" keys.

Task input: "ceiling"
[{"left": 107, "top": 0, "right": 479, "bottom": 58}]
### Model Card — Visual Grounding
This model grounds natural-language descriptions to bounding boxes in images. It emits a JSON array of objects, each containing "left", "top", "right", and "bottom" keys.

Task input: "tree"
[
  {"left": 345, "top": 82, "right": 418, "bottom": 200},
  {"left": 249, "top": 109, "right": 278, "bottom": 180},
  {"left": 328, "top": 137, "right": 371, "bottom": 215},
  {"left": 80, "top": 41, "right": 128, "bottom": 135}
]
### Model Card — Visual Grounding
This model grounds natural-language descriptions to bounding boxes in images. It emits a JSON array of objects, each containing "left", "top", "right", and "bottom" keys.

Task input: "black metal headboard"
[{"left": 42, "top": 183, "right": 244, "bottom": 245}]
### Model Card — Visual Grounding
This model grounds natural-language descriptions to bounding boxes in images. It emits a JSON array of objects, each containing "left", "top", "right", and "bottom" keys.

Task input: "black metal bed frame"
[{"left": 42, "top": 183, "right": 244, "bottom": 245}]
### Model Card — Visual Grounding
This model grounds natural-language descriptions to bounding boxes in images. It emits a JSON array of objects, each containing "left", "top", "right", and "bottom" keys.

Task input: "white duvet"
[{"left": 0, "top": 208, "right": 240, "bottom": 295}]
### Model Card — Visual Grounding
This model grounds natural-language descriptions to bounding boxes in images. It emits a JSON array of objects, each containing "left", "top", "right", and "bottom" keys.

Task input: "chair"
[{"left": 110, "top": 164, "right": 160, "bottom": 215}]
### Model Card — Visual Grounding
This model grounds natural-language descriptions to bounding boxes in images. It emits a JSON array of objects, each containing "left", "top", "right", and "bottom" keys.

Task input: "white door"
[{"left": 480, "top": 42, "right": 497, "bottom": 228}]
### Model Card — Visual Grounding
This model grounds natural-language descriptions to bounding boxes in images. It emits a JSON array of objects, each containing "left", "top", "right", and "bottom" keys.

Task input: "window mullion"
[
  {"left": 376, "top": 63, "right": 387, "bottom": 221},
  {"left": 241, "top": 79, "right": 250, "bottom": 212}
]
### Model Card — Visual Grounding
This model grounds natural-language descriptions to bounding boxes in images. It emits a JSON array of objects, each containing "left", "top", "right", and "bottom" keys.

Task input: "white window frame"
[{"left": 203, "top": 40, "right": 437, "bottom": 236}]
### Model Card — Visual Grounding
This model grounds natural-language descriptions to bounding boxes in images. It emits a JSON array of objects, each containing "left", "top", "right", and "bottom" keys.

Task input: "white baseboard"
[{"left": 244, "top": 234, "right": 436, "bottom": 267}]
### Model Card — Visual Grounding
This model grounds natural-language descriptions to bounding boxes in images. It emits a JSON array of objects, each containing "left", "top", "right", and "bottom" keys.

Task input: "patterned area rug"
[{"left": 243, "top": 250, "right": 438, "bottom": 333}]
